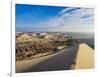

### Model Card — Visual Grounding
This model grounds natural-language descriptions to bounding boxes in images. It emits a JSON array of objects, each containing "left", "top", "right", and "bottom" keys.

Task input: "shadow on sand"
[{"left": 20, "top": 44, "right": 79, "bottom": 73}]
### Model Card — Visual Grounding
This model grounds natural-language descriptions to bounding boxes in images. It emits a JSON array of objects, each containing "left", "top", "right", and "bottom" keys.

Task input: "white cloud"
[
  {"left": 33, "top": 7, "right": 94, "bottom": 32},
  {"left": 58, "top": 7, "right": 74, "bottom": 15}
]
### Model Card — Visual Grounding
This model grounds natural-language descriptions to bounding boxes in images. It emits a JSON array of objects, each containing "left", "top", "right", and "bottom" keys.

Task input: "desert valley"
[{"left": 16, "top": 32, "right": 94, "bottom": 73}]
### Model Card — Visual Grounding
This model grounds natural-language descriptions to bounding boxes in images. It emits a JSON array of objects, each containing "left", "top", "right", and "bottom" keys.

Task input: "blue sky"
[{"left": 16, "top": 4, "right": 94, "bottom": 32}]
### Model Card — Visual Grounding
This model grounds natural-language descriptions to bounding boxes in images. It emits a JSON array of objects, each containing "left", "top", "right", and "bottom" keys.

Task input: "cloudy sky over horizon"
[{"left": 16, "top": 4, "right": 94, "bottom": 33}]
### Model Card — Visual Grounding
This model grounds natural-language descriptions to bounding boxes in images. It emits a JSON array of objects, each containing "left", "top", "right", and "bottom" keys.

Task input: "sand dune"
[
  {"left": 16, "top": 45, "right": 78, "bottom": 73},
  {"left": 16, "top": 43, "right": 94, "bottom": 73},
  {"left": 16, "top": 48, "right": 68, "bottom": 73},
  {"left": 75, "top": 43, "right": 94, "bottom": 69}
]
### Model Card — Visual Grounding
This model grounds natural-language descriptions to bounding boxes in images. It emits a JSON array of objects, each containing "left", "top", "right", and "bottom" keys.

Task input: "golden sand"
[{"left": 75, "top": 43, "right": 94, "bottom": 69}]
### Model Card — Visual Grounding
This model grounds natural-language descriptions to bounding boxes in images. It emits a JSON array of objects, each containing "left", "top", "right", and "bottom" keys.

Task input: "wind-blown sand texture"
[{"left": 75, "top": 43, "right": 94, "bottom": 69}]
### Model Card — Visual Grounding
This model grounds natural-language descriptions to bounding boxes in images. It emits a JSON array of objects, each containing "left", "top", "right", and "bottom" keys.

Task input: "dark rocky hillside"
[
  {"left": 16, "top": 33, "right": 80, "bottom": 60},
  {"left": 16, "top": 41, "right": 55, "bottom": 60}
]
